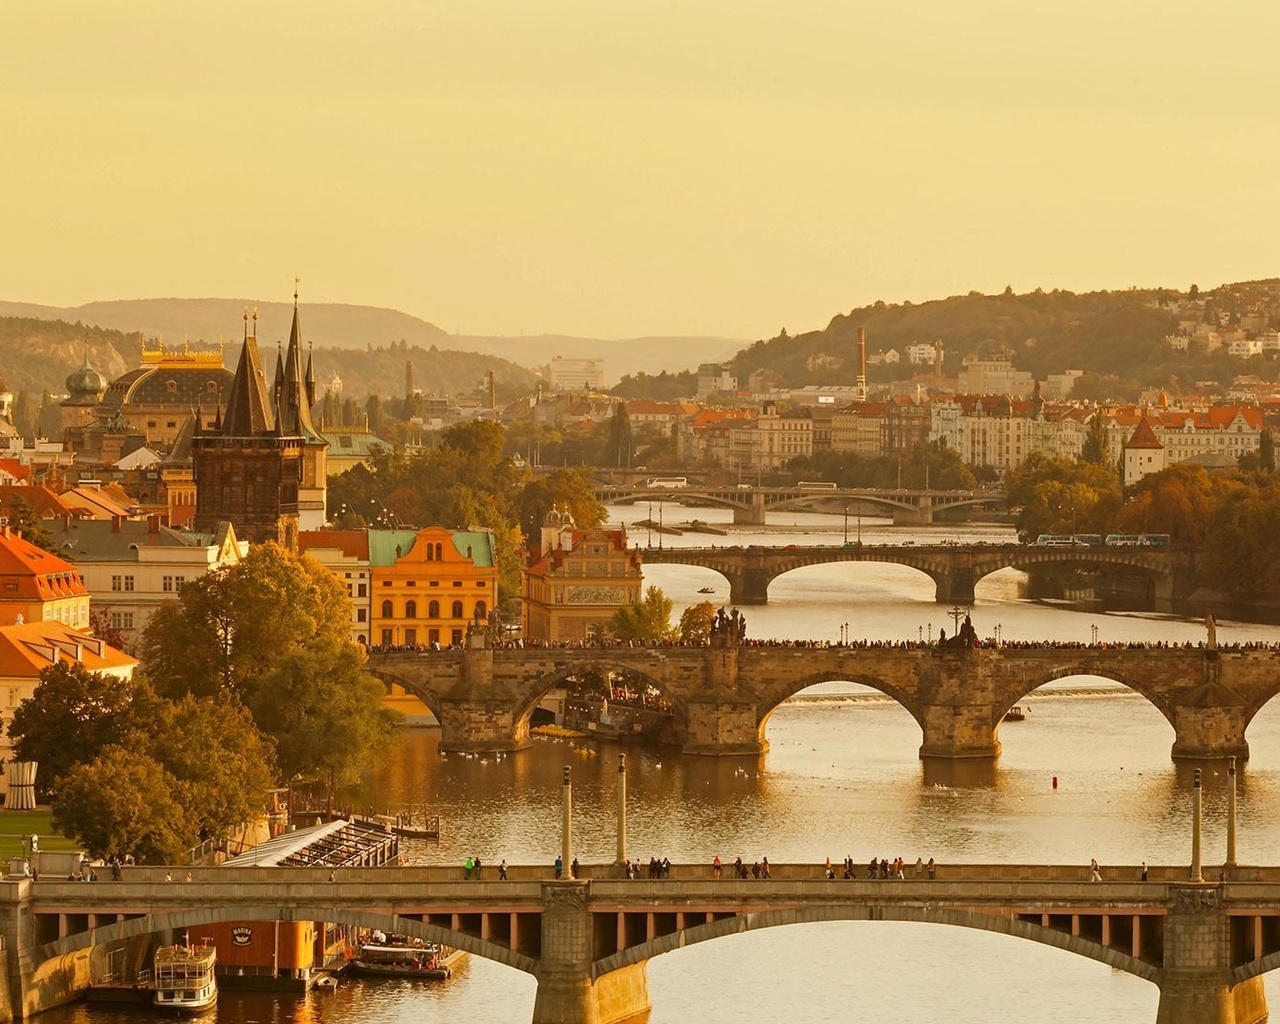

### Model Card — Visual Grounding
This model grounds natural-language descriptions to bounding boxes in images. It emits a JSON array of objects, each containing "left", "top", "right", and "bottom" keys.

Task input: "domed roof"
[{"left": 65, "top": 357, "right": 108, "bottom": 401}]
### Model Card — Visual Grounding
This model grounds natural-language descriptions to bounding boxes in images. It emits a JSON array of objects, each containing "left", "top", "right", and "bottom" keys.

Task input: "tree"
[
  {"left": 604, "top": 402, "right": 634, "bottom": 470},
  {"left": 517, "top": 469, "right": 607, "bottom": 542},
  {"left": 140, "top": 543, "right": 397, "bottom": 787},
  {"left": 677, "top": 601, "right": 716, "bottom": 644},
  {"left": 610, "top": 586, "right": 675, "bottom": 642},
  {"left": 53, "top": 748, "right": 195, "bottom": 862},
  {"left": 1, "top": 494, "right": 54, "bottom": 552},
  {"left": 147, "top": 697, "right": 276, "bottom": 841},
  {"left": 8, "top": 663, "right": 154, "bottom": 800},
  {"left": 1261, "top": 428, "right": 1275, "bottom": 474},
  {"left": 1081, "top": 412, "right": 1108, "bottom": 465}
]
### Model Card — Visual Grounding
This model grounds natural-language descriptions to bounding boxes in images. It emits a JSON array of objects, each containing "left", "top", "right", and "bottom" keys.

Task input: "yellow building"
[
  {"left": 521, "top": 509, "right": 642, "bottom": 642},
  {"left": 370, "top": 527, "right": 498, "bottom": 649}
]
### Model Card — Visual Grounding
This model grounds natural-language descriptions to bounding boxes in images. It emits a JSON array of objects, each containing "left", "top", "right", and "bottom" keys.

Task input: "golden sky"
[{"left": 3, "top": 1, "right": 1276, "bottom": 339}]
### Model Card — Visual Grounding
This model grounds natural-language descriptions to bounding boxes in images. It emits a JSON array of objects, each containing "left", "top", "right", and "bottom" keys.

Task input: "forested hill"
[
  {"left": 0, "top": 314, "right": 539, "bottom": 412},
  {"left": 732, "top": 284, "right": 1277, "bottom": 399}
]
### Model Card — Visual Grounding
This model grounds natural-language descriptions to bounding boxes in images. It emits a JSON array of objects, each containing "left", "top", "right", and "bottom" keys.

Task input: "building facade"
[
  {"left": 522, "top": 510, "right": 642, "bottom": 642},
  {"left": 0, "top": 527, "right": 91, "bottom": 629}
]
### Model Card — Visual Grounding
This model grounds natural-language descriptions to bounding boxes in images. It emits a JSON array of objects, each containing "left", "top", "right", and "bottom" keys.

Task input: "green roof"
[
  {"left": 367, "top": 530, "right": 423, "bottom": 567},
  {"left": 451, "top": 530, "right": 495, "bottom": 568}
]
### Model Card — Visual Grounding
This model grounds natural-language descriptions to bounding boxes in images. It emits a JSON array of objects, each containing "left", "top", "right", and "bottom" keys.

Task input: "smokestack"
[
  {"left": 405, "top": 359, "right": 415, "bottom": 401},
  {"left": 857, "top": 327, "right": 867, "bottom": 402},
  {"left": 935, "top": 338, "right": 944, "bottom": 387}
]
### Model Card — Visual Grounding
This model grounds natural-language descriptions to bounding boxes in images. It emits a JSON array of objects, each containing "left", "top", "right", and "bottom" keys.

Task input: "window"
[
  {"left": 450, "top": 628, "right": 463, "bottom": 645},
  {"left": 476, "top": 581, "right": 487, "bottom": 587},
  {"left": 381, "top": 600, "right": 393, "bottom": 618},
  {"left": 111, "top": 575, "right": 122, "bottom": 591},
  {"left": 406, "top": 580, "right": 416, "bottom": 587},
  {"left": 427, "top": 600, "right": 440, "bottom": 618},
  {"left": 357, "top": 583, "right": 367, "bottom": 597},
  {"left": 383, "top": 580, "right": 392, "bottom": 587},
  {"left": 405, "top": 600, "right": 417, "bottom": 619},
  {"left": 124, "top": 576, "right": 135, "bottom": 592},
  {"left": 110, "top": 611, "right": 135, "bottom": 630},
  {"left": 435, "top": 543, "right": 443, "bottom": 560},
  {"left": 404, "top": 628, "right": 416, "bottom": 646},
  {"left": 429, "top": 580, "right": 439, "bottom": 587},
  {"left": 451, "top": 600, "right": 463, "bottom": 618},
  {"left": 381, "top": 629, "right": 393, "bottom": 646},
  {"left": 357, "top": 608, "right": 367, "bottom": 622},
  {"left": 428, "top": 628, "right": 440, "bottom": 644},
  {"left": 453, "top": 580, "right": 463, "bottom": 587},
  {"left": 163, "top": 576, "right": 174, "bottom": 592}
]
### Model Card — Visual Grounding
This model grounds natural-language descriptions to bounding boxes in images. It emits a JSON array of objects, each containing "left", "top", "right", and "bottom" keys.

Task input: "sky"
[{"left": 3, "top": 1, "right": 1278, "bottom": 341}]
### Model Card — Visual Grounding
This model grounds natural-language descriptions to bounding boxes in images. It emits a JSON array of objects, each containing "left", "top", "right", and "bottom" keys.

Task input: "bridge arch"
[
  {"left": 989, "top": 664, "right": 1179, "bottom": 736},
  {"left": 364, "top": 663, "right": 447, "bottom": 720},
  {"left": 593, "top": 903, "right": 1160, "bottom": 986},
  {"left": 37, "top": 903, "right": 538, "bottom": 975},
  {"left": 754, "top": 670, "right": 925, "bottom": 751},
  {"left": 512, "top": 659, "right": 684, "bottom": 725}
]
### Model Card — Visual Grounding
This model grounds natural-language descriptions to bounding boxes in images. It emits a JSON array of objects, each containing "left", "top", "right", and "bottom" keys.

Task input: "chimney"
[
  {"left": 148, "top": 514, "right": 161, "bottom": 534},
  {"left": 857, "top": 327, "right": 867, "bottom": 402},
  {"left": 935, "top": 338, "right": 944, "bottom": 387},
  {"left": 111, "top": 515, "right": 122, "bottom": 533}
]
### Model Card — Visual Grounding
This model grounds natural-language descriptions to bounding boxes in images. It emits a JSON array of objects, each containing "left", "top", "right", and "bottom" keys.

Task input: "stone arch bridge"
[
  {"left": 639, "top": 543, "right": 1199, "bottom": 605},
  {"left": 8, "top": 866, "right": 1280, "bottom": 1024},
  {"left": 368, "top": 643, "right": 1279, "bottom": 762}
]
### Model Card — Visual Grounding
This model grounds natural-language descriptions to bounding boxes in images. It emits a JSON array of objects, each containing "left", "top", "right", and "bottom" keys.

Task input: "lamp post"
[
  {"left": 1091, "top": 624, "right": 1099, "bottom": 645},
  {"left": 844, "top": 505, "right": 849, "bottom": 544},
  {"left": 995, "top": 623, "right": 1002, "bottom": 646},
  {"left": 918, "top": 625, "right": 923, "bottom": 644}
]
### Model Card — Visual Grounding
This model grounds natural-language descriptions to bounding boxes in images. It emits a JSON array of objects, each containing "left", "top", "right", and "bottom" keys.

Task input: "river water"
[{"left": 45, "top": 506, "right": 1280, "bottom": 1024}]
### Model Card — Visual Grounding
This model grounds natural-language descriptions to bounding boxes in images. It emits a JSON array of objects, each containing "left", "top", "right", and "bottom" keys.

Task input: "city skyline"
[{"left": 3, "top": 1, "right": 1277, "bottom": 340}]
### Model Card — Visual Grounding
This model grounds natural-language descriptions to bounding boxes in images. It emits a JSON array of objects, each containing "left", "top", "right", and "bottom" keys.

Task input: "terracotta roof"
[
  {"left": 0, "top": 529, "right": 87, "bottom": 601},
  {"left": 0, "top": 461, "right": 29, "bottom": 482},
  {"left": 0, "top": 620, "right": 135, "bottom": 679},
  {"left": 299, "top": 529, "right": 371, "bottom": 561},
  {"left": 1125, "top": 416, "right": 1163, "bottom": 450},
  {"left": 0, "top": 486, "right": 78, "bottom": 518}
]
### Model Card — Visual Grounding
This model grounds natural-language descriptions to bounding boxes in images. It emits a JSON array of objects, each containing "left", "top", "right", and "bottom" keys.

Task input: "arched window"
[
  {"left": 381, "top": 600, "right": 393, "bottom": 618},
  {"left": 405, "top": 600, "right": 417, "bottom": 619},
  {"left": 426, "top": 545, "right": 433, "bottom": 561},
  {"left": 435, "top": 543, "right": 443, "bottom": 560},
  {"left": 428, "top": 600, "right": 440, "bottom": 618},
  {"left": 451, "top": 600, "right": 464, "bottom": 618},
  {"left": 475, "top": 600, "right": 487, "bottom": 619}
]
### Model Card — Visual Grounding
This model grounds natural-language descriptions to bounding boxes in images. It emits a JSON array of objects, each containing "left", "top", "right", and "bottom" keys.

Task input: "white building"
[
  {"left": 956, "top": 356, "right": 1034, "bottom": 398},
  {"left": 1100, "top": 405, "right": 1264, "bottom": 467},
  {"left": 906, "top": 343, "right": 938, "bottom": 365},
  {"left": 547, "top": 357, "right": 606, "bottom": 391},
  {"left": 696, "top": 363, "right": 737, "bottom": 399}
]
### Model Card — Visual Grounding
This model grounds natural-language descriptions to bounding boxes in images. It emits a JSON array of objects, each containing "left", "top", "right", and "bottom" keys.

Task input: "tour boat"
[
  {"left": 697, "top": 586, "right": 715, "bottom": 594},
  {"left": 351, "top": 940, "right": 460, "bottom": 979},
  {"left": 153, "top": 942, "right": 217, "bottom": 1013}
]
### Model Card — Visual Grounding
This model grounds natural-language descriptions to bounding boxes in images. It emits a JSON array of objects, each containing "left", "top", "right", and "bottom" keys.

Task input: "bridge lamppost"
[
  {"left": 1091, "top": 624, "right": 1099, "bottom": 645},
  {"left": 1191, "top": 767, "right": 1203, "bottom": 883},
  {"left": 995, "top": 623, "right": 1002, "bottom": 646},
  {"left": 844, "top": 504, "right": 849, "bottom": 544},
  {"left": 918, "top": 625, "right": 923, "bottom": 644}
]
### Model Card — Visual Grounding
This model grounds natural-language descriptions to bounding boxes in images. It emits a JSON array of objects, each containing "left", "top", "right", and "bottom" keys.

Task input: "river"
[{"left": 44, "top": 506, "right": 1280, "bottom": 1023}]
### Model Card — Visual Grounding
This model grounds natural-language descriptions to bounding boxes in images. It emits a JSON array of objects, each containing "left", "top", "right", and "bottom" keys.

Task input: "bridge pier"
[
  {"left": 732, "top": 494, "right": 767, "bottom": 526},
  {"left": 532, "top": 883, "right": 650, "bottom": 1024},
  {"left": 918, "top": 703, "right": 1001, "bottom": 760},
  {"left": 727, "top": 568, "right": 772, "bottom": 605},
  {"left": 1156, "top": 887, "right": 1266, "bottom": 1024},
  {"left": 932, "top": 570, "right": 977, "bottom": 605},
  {"left": 1169, "top": 693, "right": 1250, "bottom": 763}
]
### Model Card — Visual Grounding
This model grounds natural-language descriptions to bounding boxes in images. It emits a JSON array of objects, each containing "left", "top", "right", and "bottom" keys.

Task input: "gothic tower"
[{"left": 192, "top": 307, "right": 309, "bottom": 549}]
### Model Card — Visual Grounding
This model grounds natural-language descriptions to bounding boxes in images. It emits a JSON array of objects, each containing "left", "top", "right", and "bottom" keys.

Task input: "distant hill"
[
  {"left": 0, "top": 299, "right": 745, "bottom": 386},
  {"left": 452, "top": 333, "right": 744, "bottom": 380},
  {"left": 730, "top": 284, "right": 1275, "bottom": 398}
]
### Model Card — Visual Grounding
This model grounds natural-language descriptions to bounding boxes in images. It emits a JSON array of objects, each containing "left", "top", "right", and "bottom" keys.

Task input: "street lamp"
[
  {"left": 844, "top": 504, "right": 849, "bottom": 544},
  {"left": 1091, "top": 624, "right": 1099, "bottom": 645},
  {"left": 918, "top": 625, "right": 923, "bottom": 644},
  {"left": 995, "top": 623, "right": 1002, "bottom": 646}
]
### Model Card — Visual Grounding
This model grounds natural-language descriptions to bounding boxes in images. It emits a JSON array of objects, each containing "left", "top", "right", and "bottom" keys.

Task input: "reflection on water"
[{"left": 37, "top": 508, "right": 1280, "bottom": 1024}]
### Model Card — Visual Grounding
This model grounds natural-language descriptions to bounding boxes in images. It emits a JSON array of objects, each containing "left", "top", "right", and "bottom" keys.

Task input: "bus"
[
  {"left": 1105, "top": 533, "right": 1170, "bottom": 547},
  {"left": 1035, "top": 534, "right": 1103, "bottom": 547},
  {"left": 797, "top": 481, "right": 838, "bottom": 491},
  {"left": 645, "top": 477, "right": 688, "bottom": 489}
]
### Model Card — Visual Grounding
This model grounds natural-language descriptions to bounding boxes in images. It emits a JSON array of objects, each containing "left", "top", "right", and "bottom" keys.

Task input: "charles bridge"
[
  {"left": 3, "top": 861, "right": 1279, "bottom": 1024},
  {"left": 639, "top": 542, "right": 1200, "bottom": 605},
  {"left": 367, "top": 640, "right": 1277, "bottom": 763},
  {"left": 595, "top": 483, "right": 996, "bottom": 525}
]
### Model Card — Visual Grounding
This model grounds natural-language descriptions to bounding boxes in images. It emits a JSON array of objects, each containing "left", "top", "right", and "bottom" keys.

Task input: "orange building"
[
  {"left": 370, "top": 527, "right": 498, "bottom": 649},
  {"left": 0, "top": 527, "right": 91, "bottom": 629}
]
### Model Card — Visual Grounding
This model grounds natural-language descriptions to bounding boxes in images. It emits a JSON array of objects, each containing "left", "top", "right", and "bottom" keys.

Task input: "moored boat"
[
  {"left": 351, "top": 940, "right": 460, "bottom": 979},
  {"left": 153, "top": 942, "right": 217, "bottom": 1013}
]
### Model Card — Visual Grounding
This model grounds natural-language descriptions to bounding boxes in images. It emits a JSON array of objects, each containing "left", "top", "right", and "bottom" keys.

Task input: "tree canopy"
[{"left": 610, "top": 586, "right": 675, "bottom": 642}]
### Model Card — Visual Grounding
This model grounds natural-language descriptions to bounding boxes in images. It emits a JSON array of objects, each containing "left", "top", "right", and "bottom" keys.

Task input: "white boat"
[
  {"left": 153, "top": 942, "right": 217, "bottom": 1013},
  {"left": 352, "top": 940, "right": 460, "bottom": 979}
]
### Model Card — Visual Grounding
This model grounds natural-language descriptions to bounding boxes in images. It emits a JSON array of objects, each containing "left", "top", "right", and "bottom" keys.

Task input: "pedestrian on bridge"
[
  {"left": 499, "top": 860, "right": 508, "bottom": 880},
  {"left": 555, "top": 855, "right": 563, "bottom": 879},
  {"left": 1090, "top": 858, "right": 1101, "bottom": 882},
  {"left": 712, "top": 856, "right": 722, "bottom": 878},
  {"left": 464, "top": 855, "right": 474, "bottom": 879}
]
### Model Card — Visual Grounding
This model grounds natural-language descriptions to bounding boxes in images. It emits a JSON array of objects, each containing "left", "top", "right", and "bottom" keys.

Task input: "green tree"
[
  {"left": 610, "top": 586, "right": 675, "bottom": 642},
  {"left": 1261, "top": 428, "right": 1275, "bottom": 474},
  {"left": 147, "top": 696, "right": 276, "bottom": 842},
  {"left": 2, "top": 494, "right": 54, "bottom": 552},
  {"left": 1081, "top": 412, "right": 1108, "bottom": 464},
  {"left": 516, "top": 469, "right": 607, "bottom": 542},
  {"left": 8, "top": 663, "right": 155, "bottom": 800},
  {"left": 53, "top": 747, "right": 195, "bottom": 862},
  {"left": 677, "top": 601, "right": 716, "bottom": 644},
  {"left": 604, "top": 402, "right": 634, "bottom": 469}
]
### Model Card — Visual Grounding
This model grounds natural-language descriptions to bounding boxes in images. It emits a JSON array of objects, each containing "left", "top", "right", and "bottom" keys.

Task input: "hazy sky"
[{"left": 4, "top": 1, "right": 1277, "bottom": 340}]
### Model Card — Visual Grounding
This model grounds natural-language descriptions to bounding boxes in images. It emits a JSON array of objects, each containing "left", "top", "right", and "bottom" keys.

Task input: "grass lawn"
[{"left": 0, "top": 809, "right": 80, "bottom": 860}]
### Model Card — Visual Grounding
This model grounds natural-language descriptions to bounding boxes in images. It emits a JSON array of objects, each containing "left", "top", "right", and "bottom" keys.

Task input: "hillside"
[
  {"left": 0, "top": 311, "right": 538, "bottom": 408},
  {"left": 0, "top": 300, "right": 745, "bottom": 384},
  {"left": 730, "top": 284, "right": 1276, "bottom": 398}
]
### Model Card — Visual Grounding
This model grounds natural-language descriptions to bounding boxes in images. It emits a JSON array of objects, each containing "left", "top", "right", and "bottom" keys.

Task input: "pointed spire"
[
  {"left": 243, "top": 306, "right": 249, "bottom": 341},
  {"left": 305, "top": 341, "right": 316, "bottom": 408},
  {"left": 220, "top": 317, "right": 275, "bottom": 437},
  {"left": 274, "top": 341, "right": 285, "bottom": 408}
]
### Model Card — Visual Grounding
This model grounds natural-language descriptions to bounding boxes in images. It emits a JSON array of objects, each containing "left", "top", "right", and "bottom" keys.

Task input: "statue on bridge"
[
  {"left": 938, "top": 614, "right": 980, "bottom": 650},
  {"left": 710, "top": 607, "right": 748, "bottom": 648}
]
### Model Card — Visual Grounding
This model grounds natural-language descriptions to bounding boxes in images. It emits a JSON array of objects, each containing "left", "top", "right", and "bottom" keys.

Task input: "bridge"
[
  {"left": 594, "top": 484, "right": 998, "bottom": 525},
  {"left": 368, "top": 640, "right": 1277, "bottom": 762},
  {"left": 6, "top": 862, "right": 1279, "bottom": 1024},
  {"left": 639, "top": 542, "right": 1200, "bottom": 605}
]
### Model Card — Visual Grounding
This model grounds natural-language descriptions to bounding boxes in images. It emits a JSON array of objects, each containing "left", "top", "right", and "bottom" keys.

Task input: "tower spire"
[{"left": 243, "top": 306, "right": 248, "bottom": 341}]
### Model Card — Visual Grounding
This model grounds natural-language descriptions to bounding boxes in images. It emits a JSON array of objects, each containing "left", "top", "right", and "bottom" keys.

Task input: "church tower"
[
  {"left": 273, "top": 292, "right": 329, "bottom": 530},
  {"left": 192, "top": 306, "right": 308, "bottom": 549}
]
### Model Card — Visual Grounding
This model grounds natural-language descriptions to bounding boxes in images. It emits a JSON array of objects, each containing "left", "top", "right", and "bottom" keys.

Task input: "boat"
[
  {"left": 314, "top": 974, "right": 339, "bottom": 992},
  {"left": 697, "top": 586, "right": 715, "bottom": 594},
  {"left": 351, "top": 940, "right": 458, "bottom": 979},
  {"left": 1003, "top": 706, "right": 1026, "bottom": 722},
  {"left": 153, "top": 942, "right": 217, "bottom": 1013}
]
